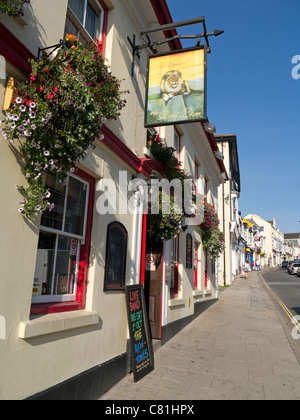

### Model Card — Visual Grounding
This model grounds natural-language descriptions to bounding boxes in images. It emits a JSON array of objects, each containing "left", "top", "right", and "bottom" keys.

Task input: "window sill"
[
  {"left": 19, "top": 310, "right": 99, "bottom": 339},
  {"left": 193, "top": 290, "right": 204, "bottom": 298},
  {"left": 168, "top": 298, "right": 185, "bottom": 308}
]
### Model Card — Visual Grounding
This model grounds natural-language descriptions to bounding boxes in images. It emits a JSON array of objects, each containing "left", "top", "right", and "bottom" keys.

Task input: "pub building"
[{"left": 0, "top": 0, "right": 227, "bottom": 399}]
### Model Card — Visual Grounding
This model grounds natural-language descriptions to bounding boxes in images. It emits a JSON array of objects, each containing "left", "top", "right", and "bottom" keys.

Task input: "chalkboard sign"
[{"left": 125, "top": 284, "right": 154, "bottom": 382}]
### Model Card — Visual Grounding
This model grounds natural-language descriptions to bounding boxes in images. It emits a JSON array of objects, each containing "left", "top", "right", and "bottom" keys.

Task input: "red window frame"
[
  {"left": 97, "top": 0, "right": 108, "bottom": 55},
  {"left": 65, "top": 0, "right": 108, "bottom": 54},
  {"left": 30, "top": 168, "right": 95, "bottom": 316}
]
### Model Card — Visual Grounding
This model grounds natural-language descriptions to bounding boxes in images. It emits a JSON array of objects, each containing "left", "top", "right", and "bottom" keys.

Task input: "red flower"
[{"left": 95, "top": 38, "right": 103, "bottom": 53}]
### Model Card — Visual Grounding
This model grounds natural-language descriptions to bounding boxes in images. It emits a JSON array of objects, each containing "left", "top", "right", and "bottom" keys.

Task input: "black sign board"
[
  {"left": 125, "top": 284, "right": 154, "bottom": 382},
  {"left": 186, "top": 233, "right": 193, "bottom": 269}
]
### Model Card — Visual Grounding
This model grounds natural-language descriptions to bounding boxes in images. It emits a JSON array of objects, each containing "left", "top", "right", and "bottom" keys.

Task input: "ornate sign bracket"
[{"left": 128, "top": 17, "right": 224, "bottom": 76}]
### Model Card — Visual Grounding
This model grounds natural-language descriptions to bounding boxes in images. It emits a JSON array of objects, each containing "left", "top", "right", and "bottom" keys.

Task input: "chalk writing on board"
[{"left": 125, "top": 285, "right": 154, "bottom": 382}]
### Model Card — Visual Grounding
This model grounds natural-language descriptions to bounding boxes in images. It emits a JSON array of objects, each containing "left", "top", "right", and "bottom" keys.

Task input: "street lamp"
[{"left": 204, "top": 122, "right": 216, "bottom": 134}]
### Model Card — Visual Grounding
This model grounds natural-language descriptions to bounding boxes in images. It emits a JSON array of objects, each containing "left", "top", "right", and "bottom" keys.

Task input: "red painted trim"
[
  {"left": 75, "top": 168, "right": 95, "bottom": 307},
  {"left": 101, "top": 127, "right": 166, "bottom": 178},
  {"left": 139, "top": 158, "right": 166, "bottom": 178},
  {"left": 30, "top": 302, "right": 83, "bottom": 317},
  {"left": 0, "top": 22, "right": 34, "bottom": 75},
  {"left": 140, "top": 212, "right": 148, "bottom": 285},
  {"left": 97, "top": 0, "right": 108, "bottom": 56},
  {"left": 101, "top": 126, "right": 142, "bottom": 174},
  {"left": 30, "top": 169, "right": 95, "bottom": 317},
  {"left": 150, "top": 0, "right": 182, "bottom": 51},
  {"left": 194, "top": 242, "right": 199, "bottom": 289},
  {"left": 202, "top": 122, "right": 229, "bottom": 180}
]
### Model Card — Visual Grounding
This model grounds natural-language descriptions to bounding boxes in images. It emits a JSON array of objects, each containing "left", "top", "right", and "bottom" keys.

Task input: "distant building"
[
  {"left": 284, "top": 233, "right": 300, "bottom": 259},
  {"left": 245, "top": 215, "right": 284, "bottom": 267},
  {"left": 215, "top": 135, "right": 241, "bottom": 285}
]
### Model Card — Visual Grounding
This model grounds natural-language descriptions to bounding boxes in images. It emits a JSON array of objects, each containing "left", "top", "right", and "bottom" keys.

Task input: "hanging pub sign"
[
  {"left": 145, "top": 46, "right": 207, "bottom": 127},
  {"left": 125, "top": 284, "right": 154, "bottom": 382}
]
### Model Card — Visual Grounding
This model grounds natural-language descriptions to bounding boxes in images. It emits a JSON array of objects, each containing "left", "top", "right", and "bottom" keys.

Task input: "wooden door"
[{"left": 144, "top": 253, "right": 162, "bottom": 339}]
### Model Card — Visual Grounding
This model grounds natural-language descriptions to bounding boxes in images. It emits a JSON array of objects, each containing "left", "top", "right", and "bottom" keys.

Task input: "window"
[
  {"left": 31, "top": 170, "right": 94, "bottom": 314},
  {"left": 65, "top": 0, "right": 106, "bottom": 44},
  {"left": 104, "top": 222, "right": 128, "bottom": 291}
]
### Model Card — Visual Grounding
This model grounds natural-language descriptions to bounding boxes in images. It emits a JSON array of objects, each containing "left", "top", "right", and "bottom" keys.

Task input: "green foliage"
[
  {"left": 147, "top": 133, "right": 190, "bottom": 183},
  {"left": 0, "top": 0, "right": 30, "bottom": 17},
  {"left": 200, "top": 200, "right": 225, "bottom": 260},
  {"left": 146, "top": 133, "right": 192, "bottom": 248},
  {"left": 147, "top": 191, "right": 183, "bottom": 249},
  {"left": 147, "top": 133, "right": 224, "bottom": 258},
  {"left": 0, "top": 37, "right": 127, "bottom": 216}
]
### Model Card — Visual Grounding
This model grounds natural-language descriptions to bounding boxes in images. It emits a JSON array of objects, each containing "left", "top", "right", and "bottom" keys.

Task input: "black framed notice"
[{"left": 125, "top": 284, "right": 154, "bottom": 383}]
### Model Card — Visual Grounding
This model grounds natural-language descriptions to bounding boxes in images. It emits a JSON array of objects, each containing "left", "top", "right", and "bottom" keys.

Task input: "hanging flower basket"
[
  {"left": 147, "top": 191, "right": 183, "bottom": 249},
  {"left": 146, "top": 133, "right": 193, "bottom": 247},
  {"left": 147, "top": 133, "right": 190, "bottom": 183},
  {"left": 0, "top": 35, "right": 127, "bottom": 216},
  {"left": 0, "top": 0, "right": 30, "bottom": 17},
  {"left": 200, "top": 200, "right": 225, "bottom": 260}
]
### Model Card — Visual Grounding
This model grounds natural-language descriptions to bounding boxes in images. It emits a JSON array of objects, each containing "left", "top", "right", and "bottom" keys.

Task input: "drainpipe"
[
  {"left": 130, "top": 184, "right": 145, "bottom": 285},
  {"left": 222, "top": 143, "right": 226, "bottom": 286}
]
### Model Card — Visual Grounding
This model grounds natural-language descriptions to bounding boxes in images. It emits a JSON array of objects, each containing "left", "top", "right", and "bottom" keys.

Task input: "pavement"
[{"left": 100, "top": 269, "right": 300, "bottom": 400}]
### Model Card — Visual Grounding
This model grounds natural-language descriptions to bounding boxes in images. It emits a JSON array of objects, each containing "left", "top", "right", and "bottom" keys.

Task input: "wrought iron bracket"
[
  {"left": 128, "top": 17, "right": 223, "bottom": 77},
  {"left": 38, "top": 40, "right": 64, "bottom": 59}
]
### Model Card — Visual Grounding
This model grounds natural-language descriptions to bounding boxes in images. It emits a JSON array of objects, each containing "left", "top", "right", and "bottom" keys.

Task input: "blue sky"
[{"left": 167, "top": 0, "right": 300, "bottom": 233}]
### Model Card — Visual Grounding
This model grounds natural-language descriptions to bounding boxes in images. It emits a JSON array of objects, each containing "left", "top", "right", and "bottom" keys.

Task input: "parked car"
[
  {"left": 289, "top": 263, "right": 300, "bottom": 275},
  {"left": 282, "top": 261, "right": 288, "bottom": 268},
  {"left": 287, "top": 261, "right": 294, "bottom": 273}
]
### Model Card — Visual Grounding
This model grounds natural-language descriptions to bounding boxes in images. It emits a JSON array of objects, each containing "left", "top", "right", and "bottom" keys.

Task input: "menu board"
[{"left": 125, "top": 284, "right": 154, "bottom": 382}]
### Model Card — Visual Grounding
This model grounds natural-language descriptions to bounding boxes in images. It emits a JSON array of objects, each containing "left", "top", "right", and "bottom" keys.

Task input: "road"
[
  {"left": 262, "top": 268, "right": 300, "bottom": 317},
  {"left": 260, "top": 267, "right": 300, "bottom": 363}
]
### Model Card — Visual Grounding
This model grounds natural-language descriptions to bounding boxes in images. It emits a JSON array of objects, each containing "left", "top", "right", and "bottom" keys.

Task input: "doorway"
[
  {"left": 194, "top": 242, "right": 199, "bottom": 289},
  {"left": 144, "top": 251, "right": 163, "bottom": 339}
]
